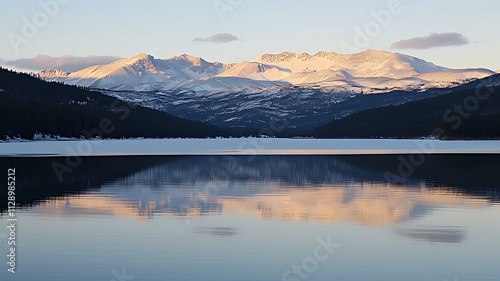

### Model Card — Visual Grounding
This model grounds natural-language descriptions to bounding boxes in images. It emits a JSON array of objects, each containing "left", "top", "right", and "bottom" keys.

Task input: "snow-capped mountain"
[
  {"left": 40, "top": 53, "right": 233, "bottom": 91},
  {"left": 252, "top": 50, "right": 446, "bottom": 79},
  {"left": 39, "top": 50, "right": 494, "bottom": 93},
  {"left": 37, "top": 50, "right": 497, "bottom": 128},
  {"left": 219, "top": 50, "right": 494, "bottom": 92}
]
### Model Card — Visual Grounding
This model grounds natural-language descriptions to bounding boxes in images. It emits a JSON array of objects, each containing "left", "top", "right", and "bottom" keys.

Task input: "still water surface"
[{"left": 0, "top": 155, "right": 499, "bottom": 281}]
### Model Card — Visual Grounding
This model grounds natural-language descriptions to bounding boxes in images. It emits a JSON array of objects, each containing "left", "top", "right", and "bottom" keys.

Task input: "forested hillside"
[
  {"left": 314, "top": 77, "right": 500, "bottom": 139},
  {"left": 0, "top": 68, "right": 223, "bottom": 139}
]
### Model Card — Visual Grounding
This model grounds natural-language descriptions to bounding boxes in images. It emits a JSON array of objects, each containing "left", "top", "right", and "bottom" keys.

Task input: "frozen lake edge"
[{"left": 2, "top": 138, "right": 500, "bottom": 157}]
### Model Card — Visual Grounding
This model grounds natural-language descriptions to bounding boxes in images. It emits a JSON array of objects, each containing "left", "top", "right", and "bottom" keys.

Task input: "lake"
[{"left": 0, "top": 155, "right": 499, "bottom": 281}]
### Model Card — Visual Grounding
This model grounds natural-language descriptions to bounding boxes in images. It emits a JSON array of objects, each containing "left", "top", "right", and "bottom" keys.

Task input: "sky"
[{"left": 1, "top": 0, "right": 500, "bottom": 71}]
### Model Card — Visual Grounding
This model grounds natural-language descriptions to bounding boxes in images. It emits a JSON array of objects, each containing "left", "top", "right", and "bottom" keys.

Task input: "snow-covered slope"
[
  {"left": 172, "top": 76, "right": 290, "bottom": 92},
  {"left": 415, "top": 69, "right": 495, "bottom": 88},
  {"left": 252, "top": 49, "right": 447, "bottom": 80},
  {"left": 219, "top": 50, "right": 494, "bottom": 92},
  {"left": 215, "top": 50, "right": 494, "bottom": 93},
  {"left": 38, "top": 50, "right": 494, "bottom": 93},
  {"left": 217, "top": 61, "right": 291, "bottom": 81},
  {"left": 40, "top": 53, "right": 231, "bottom": 91}
]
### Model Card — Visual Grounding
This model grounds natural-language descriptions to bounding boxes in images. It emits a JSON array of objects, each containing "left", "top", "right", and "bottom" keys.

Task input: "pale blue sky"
[{"left": 1, "top": 0, "right": 499, "bottom": 70}]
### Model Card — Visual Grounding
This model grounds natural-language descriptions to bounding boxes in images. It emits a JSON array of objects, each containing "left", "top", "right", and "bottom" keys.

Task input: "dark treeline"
[
  {"left": 0, "top": 67, "right": 225, "bottom": 139},
  {"left": 338, "top": 154, "right": 500, "bottom": 192},
  {"left": 313, "top": 82, "right": 500, "bottom": 139}
]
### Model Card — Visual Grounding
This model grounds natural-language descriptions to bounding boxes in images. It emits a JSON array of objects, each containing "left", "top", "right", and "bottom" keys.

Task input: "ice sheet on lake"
[{"left": 1, "top": 139, "right": 500, "bottom": 157}]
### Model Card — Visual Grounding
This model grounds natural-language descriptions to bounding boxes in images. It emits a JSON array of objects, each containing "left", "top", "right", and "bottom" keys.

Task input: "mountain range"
[
  {"left": 35, "top": 50, "right": 496, "bottom": 129},
  {"left": 39, "top": 50, "right": 494, "bottom": 93},
  {"left": 2, "top": 64, "right": 500, "bottom": 139}
]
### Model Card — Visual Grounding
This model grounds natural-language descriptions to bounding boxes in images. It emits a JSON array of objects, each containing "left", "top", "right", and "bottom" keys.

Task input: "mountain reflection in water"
[{"left": 3, "top": 155, "right": 498, "bottom": 227}]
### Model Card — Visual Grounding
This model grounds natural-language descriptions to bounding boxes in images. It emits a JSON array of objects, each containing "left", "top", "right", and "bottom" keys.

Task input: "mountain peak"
[
  {"left": 357, "top": 49, "right": 394, "bottom": 56},
  {"left": 257, "top": 51, "right": 314, "bottom": 63},
  {"left": 125, "top": 53, "right": 154, "bottom": 63},
  {"left": 170, "top": 53, "right": 197, "bottom": 60},
  {"left": 297, "top": 52, "right": 312, "bottom": 61},
  {"left": 133, "top": 53, "right": 152, "bottom": 59},
  {"left": 313, "top": 51, "right": 340, "bottom": 60},
  {"left": 168, "top": 54, "right": 207, "bottom": 67},
  {"left": 38, "top": 68, "right": 69, "bottom": 78}
]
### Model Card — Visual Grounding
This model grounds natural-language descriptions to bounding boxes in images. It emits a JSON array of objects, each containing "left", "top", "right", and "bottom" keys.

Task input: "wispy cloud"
[
  {"left": 391, "top": 32, "right": 470, "bottom": 50},
  {"left": 193, "top": 33, "right": 240, "bottom": 44},
  {"left": 1, "top": 55, "right": 121, "bottom": 72}
]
